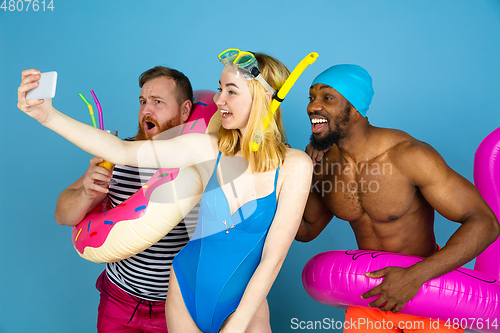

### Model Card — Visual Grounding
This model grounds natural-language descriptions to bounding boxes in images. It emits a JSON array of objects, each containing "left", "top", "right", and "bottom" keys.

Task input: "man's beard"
[
  {"left": 309, "top": 129, "right": 345, "bottom": 151},
  {"left": 309, "top": 104, "right": 351, "bottom": 151},
  {"left": 135, "top": 115, "right": 183, "bottom": 141}
]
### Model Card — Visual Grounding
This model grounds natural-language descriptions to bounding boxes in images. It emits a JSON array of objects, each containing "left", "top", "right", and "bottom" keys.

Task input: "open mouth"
[
  {"left": 221, "top": 110, "right": 233, "bottom": 118},
  {"left": 142, "top": 116, "right": 159, "bottom": 132},
  {"left": 311, "top": 117, "right": 328, "bottom": 133}
]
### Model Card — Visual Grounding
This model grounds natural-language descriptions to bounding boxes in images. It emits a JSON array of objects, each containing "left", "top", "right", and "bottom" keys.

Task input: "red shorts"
[
  {"left": 96, "top": 271, "right": 168, "bottom": 333},
  {"left": 344, "top": 306, "right": 464, "bottom": 333}
]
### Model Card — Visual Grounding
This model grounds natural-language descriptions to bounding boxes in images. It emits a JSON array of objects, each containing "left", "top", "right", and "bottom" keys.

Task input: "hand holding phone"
[
  {"left": 18, "top": 69, "right": 57, "bottom": 124},
  {"left": 26, "top": 71, "right": 57, "bottom": 100}
]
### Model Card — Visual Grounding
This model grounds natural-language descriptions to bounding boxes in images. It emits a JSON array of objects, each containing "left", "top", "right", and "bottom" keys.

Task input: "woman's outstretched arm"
[
  {"left": 18, "top": 69, "right": 217, "bottom": 169},
  {"left": 220, "top": 149, "right": 313, "bottom": 333}
]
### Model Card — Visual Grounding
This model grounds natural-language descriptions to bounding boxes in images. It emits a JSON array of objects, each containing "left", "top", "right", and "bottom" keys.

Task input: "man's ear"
[{"left": 181, "top": 99, "right": 192, "bottom": 123}]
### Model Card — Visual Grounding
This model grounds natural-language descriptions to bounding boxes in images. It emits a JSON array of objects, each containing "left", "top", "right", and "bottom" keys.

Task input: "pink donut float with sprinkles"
[
  {"left": 302, "top": 127, "right": 500, "bottom": 333},
  {"left": 71, "top": 90, "right": 221, "bottom": 263}
]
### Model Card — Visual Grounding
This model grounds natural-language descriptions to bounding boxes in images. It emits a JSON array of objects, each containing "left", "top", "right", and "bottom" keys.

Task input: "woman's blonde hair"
[{"left": 218, "top": 52, "right": 290, "bottom": 172}]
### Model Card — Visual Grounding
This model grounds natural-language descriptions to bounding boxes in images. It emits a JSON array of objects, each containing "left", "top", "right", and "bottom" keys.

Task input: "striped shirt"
[{"left": 105, "top": 138, "right": 198, "bottom": 302}]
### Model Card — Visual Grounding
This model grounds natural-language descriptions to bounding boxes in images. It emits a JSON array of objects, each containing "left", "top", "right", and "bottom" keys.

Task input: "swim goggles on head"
[{"left": 218, "top": 48, "right": 277, "bottom": 96}]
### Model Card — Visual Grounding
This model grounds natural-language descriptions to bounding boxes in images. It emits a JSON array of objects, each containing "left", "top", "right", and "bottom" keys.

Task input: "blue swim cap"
[{"left": 311, "top": 64, "right": 374, "bottom": 117}]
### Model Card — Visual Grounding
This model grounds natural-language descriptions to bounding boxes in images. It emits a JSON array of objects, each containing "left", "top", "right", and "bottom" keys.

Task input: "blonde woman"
[{"left": 18, "top": 50, "right": 313, "bottom": 333}]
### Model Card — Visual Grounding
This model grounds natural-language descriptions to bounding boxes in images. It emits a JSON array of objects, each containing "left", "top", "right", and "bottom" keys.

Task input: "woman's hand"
[{"left": 17, "top": 69, "right": 54, "bottom": 124}]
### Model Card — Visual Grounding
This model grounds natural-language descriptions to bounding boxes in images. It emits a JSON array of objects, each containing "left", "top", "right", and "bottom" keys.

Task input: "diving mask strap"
[
  {"left": 249, "top": 67, "right": 276, "bottom": 96},
  {"left": 255, "top": 74, "right": 276, "bottom": 96}
]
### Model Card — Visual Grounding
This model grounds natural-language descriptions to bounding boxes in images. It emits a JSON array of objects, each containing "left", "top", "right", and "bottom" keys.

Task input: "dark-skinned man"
[{"left": 296, "top": 64, "right": 499, "bottom": 332}]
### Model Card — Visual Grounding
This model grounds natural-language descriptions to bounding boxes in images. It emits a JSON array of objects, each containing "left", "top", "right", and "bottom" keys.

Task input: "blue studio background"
[{"left": 1, "top": 1, "right": 500, "bottom": 332}]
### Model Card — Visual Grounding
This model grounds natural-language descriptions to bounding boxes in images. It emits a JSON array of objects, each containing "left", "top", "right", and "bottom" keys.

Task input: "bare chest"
[
  {"left": 313, "top": 160, "right": 416, "bottom": 222},
  {"left": 199, "top": 156, "right": 278, "bottom": 216}
]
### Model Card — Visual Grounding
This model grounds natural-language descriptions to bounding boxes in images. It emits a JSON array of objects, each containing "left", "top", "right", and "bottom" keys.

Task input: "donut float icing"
[
  {"left": 302, "top": 127, "right": 500, "bottom": 333},
  {"left": 71, "top": 90, "right": 221, "bottom": 263}
]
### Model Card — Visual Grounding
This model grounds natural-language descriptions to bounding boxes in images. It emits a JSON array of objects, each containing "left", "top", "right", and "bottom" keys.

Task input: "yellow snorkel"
[{"left": 250, "top": 52, "right": 319, "bottom": 151}]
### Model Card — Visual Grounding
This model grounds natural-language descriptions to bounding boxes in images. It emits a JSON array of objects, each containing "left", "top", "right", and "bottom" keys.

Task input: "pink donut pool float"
[
  {"left": 302, "top": 127, "right": 500, "bottom": 333},
  {"left": 71, "top": 90, "right": 220, "bottom": 263}
]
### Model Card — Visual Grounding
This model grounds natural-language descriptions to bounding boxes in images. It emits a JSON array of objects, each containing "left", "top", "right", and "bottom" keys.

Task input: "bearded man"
[
  {"left": 55, "top": 66, "right": 198, "bottom": 332},
  {"left": 297, "top": 64, "right": 499, "bottom": 332}
]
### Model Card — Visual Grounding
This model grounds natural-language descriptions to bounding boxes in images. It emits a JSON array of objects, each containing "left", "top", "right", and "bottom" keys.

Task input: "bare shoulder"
[
  {"left": 277, "top": 148, "right": 313, "bottom": 199},
  {"left": 282, "top": 148, "right": 314, "bottom": 170},
  {"left": 392, "top": 137, "right": 445, "bottom": 167},
  {"left": 279, "top": 148, "right": 313, "bottom": 181},
  {"left": 374, "top": 127, "right": 441, "bottom": 161},
  {"left": 385, "top": 129, "right": 451, "bottom": 185}
]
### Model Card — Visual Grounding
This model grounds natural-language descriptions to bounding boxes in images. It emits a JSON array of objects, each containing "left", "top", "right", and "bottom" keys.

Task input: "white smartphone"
[{"left": 26, "top": 71, "right": 58, "bottom": 100}]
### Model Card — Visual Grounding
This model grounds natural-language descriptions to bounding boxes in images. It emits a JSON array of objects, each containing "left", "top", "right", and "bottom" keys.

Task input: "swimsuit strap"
[
  {"left": 209, "top": 151, "right": 223, "bottom": 187},
  {"left": 215, "top": 151, "right": 222, "bottom": 168},
  {"left": 273, "top": 167, "right": 280, "bottom": 190}
]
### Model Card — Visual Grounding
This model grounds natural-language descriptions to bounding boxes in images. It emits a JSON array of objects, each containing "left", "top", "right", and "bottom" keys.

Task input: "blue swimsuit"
[{"left": 172, "top": 152, "right": 279, "bottom": 333}]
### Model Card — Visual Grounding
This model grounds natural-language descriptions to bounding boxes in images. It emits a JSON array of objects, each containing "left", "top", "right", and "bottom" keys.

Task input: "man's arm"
[
  {"left": 55, "top": 157, "right": 112, "bottom": 226},
  {"left": 296, "top": 143, "right": 335, "bottom": 242},
  {"left": 295, "top": 171, "right": 335, "bottom": 242},
  {"left": 362, "top": 142, "right": 500, "bottom": 312}
]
